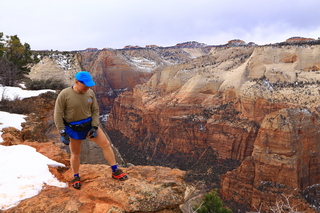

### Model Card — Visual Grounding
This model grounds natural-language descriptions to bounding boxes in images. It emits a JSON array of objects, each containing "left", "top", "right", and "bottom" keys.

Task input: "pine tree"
[
  {"left": 0, "top": 33, "right": 39, "bottom": 86},
  {"left": 194, "top": 189, "right": 232, "bottom": 213}
]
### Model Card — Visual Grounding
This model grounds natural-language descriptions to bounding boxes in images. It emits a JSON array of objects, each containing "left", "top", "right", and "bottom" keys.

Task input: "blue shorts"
[{"left": 65, "top": 117, "right": 92, "bottom": 140}]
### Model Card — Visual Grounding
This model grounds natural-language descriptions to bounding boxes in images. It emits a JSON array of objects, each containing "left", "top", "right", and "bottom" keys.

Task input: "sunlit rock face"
[
  {"left": 107, "top": 46, "right": 258, "bottom": 162},
  {"left": 29, "top": 47, "right": 209, "bottom": 113},
  {"left": 28, "top": 53, "right": 81, "bottom": 86},
  {"left": 80, "top": 48, "right": 211, "bottom": 113}
]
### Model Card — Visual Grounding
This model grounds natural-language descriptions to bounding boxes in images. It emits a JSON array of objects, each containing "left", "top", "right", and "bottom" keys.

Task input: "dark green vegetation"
[
  {"left": 194, "top": 189, "right": 232, "bottom": 213},
  {"left": 0, "top": 32, "right": 39, "bottom": 86}
]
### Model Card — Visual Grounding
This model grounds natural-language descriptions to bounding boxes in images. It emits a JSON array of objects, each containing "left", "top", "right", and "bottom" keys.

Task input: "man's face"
[{"left": 76, "top": 80, "right": 90, "bottom": 93}]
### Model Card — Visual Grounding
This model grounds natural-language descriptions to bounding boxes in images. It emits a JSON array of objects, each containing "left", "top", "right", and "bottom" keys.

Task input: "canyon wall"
[
  {"left": 220, "top": 108, "right": 320, "bottom": 212},
  {"left": 106, "top": 44, "right": 320, "bottom": 212},
  {"left": 29, "top": 47, "right": 209, "bottom": 113}
]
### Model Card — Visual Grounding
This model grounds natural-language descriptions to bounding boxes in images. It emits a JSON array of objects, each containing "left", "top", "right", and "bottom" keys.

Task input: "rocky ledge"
[
  {"left": 4, "top": 164, "right": 186, "bottom": 213},
  {"left": 1, "top": 127, "right": 188, "bottom": 213}
]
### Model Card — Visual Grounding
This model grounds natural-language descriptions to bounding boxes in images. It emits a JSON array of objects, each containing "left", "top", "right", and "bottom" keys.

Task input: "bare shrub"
[
  {"left": 0, "top": 89, "right": 51, "bottom": 114},
  {"left": 0, "top": 58, "right": 18, "bottom": 86},
  {"left": 25, "top": 79, "right": 68, "bottom": 90},
  {"left": 269, "top": 195, "right": 303, "bottom": 213}
]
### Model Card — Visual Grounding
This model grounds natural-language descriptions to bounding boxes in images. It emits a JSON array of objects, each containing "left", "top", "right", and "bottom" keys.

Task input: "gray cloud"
[{"left": 1, "top": 0, "right": 320, "bottom": 51}]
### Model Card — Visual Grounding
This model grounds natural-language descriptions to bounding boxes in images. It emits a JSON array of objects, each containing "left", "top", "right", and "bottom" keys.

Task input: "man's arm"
[
  {"left": 90, "top": 91, "right": 100, "bottom": 127},
  {"left": 54, "top": 92, "right": 66, "bottom": 130}
]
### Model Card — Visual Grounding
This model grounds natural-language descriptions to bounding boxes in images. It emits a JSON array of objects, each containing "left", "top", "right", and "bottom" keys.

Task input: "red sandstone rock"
[
  {"left": 228, "top": 39, "right": 245, "bottom": 44},
  {"left": 220, "top": 108, "right": 320, "bottom": 212},
  {"left": 4, "top": 164, "right": 186, "bottom": 213},
  {"left": 108, "top": 88, "right": 259, "bottom": 160},
  {"left": 1, "top": 126, "right": 187, "bottom": 212},
  {"left": 285, "top": 37, "right": 315, "bottom": 43}
]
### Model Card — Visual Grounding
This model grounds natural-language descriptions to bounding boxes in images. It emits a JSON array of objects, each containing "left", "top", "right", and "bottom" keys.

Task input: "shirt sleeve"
[
  {"left": 54, "top": 91, "right": 66, "bottom": 130},
  {"left": 91, "top": 91, "right": 100, "bottom": 127}
]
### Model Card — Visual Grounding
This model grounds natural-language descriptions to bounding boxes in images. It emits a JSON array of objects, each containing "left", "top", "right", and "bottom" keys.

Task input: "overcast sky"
[{"left": 1, "top": 0, "right": 320, "bottom": 51}]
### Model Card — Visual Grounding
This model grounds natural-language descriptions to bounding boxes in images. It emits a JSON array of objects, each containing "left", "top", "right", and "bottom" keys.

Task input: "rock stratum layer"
[
  {"left": 221, "top": 108, "right": 320, "bottom": 212},
  {"left": 29, "top": 47, "right": 209, "bottom": 113}
]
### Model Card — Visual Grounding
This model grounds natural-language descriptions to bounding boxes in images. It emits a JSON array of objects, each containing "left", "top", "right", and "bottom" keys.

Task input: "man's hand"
[
  {"left": 88, "top": 126, "right": 98, "bottom": 138},
  {"left": 60, "top": 129, "right": 66, "bottom": 136},
  {"left": 59, "top": 129, "right": 70, "bottom": 145}
]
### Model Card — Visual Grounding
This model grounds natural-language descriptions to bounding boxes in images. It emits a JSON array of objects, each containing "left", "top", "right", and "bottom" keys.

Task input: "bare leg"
[
  {"left": 69, "top": 138, "right": 83, "bottom": 175},
  {"left": 88, "top": 127, "right": 117, "bottom": 166}
]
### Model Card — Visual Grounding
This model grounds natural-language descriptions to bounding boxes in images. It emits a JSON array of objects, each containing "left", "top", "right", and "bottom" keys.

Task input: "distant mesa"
[
  {"left": 175, "top": 41, "right": 207, "bottom": 48},
  {"left": 285, "top": 36, "right": 315, "bottom": 43},
  {"left": 124, "top": 45, "right": 159, "bottom": 49},
  {"left": 247, "top": 42, "right": 257, "bottom": 46},
  {"left": 85, "top": 48, "right": 99, "bottom": 52},
  {"left": 145, "top": 45, "right": 158, "bottom": 48},
  {"left": 228, "top": 39, "right": 246, "bottom": 45},
  {"left": 226, "top": 39, "right": 257, "bottom": 46},
  {"left": 124, "top": 45, "right": 142, "bottom": 49}
]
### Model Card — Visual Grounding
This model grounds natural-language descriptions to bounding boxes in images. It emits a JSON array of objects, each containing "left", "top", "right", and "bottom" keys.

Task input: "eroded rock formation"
[
  {"left": 220, "top": 108, "right": 320, "bottom": 212},
  {"left": 106, "top": 44, "right": 320, "bottom": 212},
  {"left": 29, "top": 47, "right": 209, "bottom": 113}
]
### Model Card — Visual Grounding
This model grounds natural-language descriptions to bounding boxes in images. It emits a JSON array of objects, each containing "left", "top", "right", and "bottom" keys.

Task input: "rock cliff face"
[
  {"left": 107, "top": 46, "right": 258, "bottom": 164},
  {"left": 106, "top": 44, "right": 320, "bottom": 212},
  {"left": 82, "top": 48, "right": 211, "bottom": 113},
  {"left": 28, "top": 53, "right": 81, "bottom": 86},
  {"left": 220, "top": 108, "right": 320, "bottom": 212},
  {"left": 29, "top": 47, "right": 209, "bottom": 113}
]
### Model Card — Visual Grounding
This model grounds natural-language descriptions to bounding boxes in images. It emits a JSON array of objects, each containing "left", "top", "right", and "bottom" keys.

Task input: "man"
[{"left": 54, "top": 71, "right": 128, "bottom": 189}]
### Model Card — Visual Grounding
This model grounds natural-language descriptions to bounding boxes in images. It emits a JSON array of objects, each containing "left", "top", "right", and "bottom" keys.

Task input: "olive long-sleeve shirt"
[{"left": 54, "top": 87, "right": 100, "bottom": 130}]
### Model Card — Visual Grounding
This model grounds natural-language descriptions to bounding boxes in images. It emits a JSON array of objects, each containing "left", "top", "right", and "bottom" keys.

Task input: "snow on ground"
[
  {"left": 0, "top": 86, "right": 67, "bottom": 210},
  {"left": 0, "top": 85, "right": 55, "bottom": 141},
  {"left": 0, "top": 86, "right": 53, "bottom": 101},
  {"left": 0, "top": 111, "right": 27, "bottom": 142},
  {"left": 0, "top": 145, "right": 67, "bottom": 210}
]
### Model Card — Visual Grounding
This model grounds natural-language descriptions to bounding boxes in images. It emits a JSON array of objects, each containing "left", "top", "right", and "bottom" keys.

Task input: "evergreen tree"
[
  {"left": 5, "top": 35, "right": 37, "bottom": 75},
  {"left": 194, "top": 189, "right": 232, "bottom": 213},
  {"left": 0, "top": 33, "right": 39, "bottom": 86}
]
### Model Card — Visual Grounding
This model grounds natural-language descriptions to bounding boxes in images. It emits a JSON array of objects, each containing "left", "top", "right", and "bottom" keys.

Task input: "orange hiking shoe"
[
  {"left": 72, "top": 176, "right": 82, "bottom": 189},
  {"left": 112, "top": 169, "right": 128, "bottom": 181}
]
